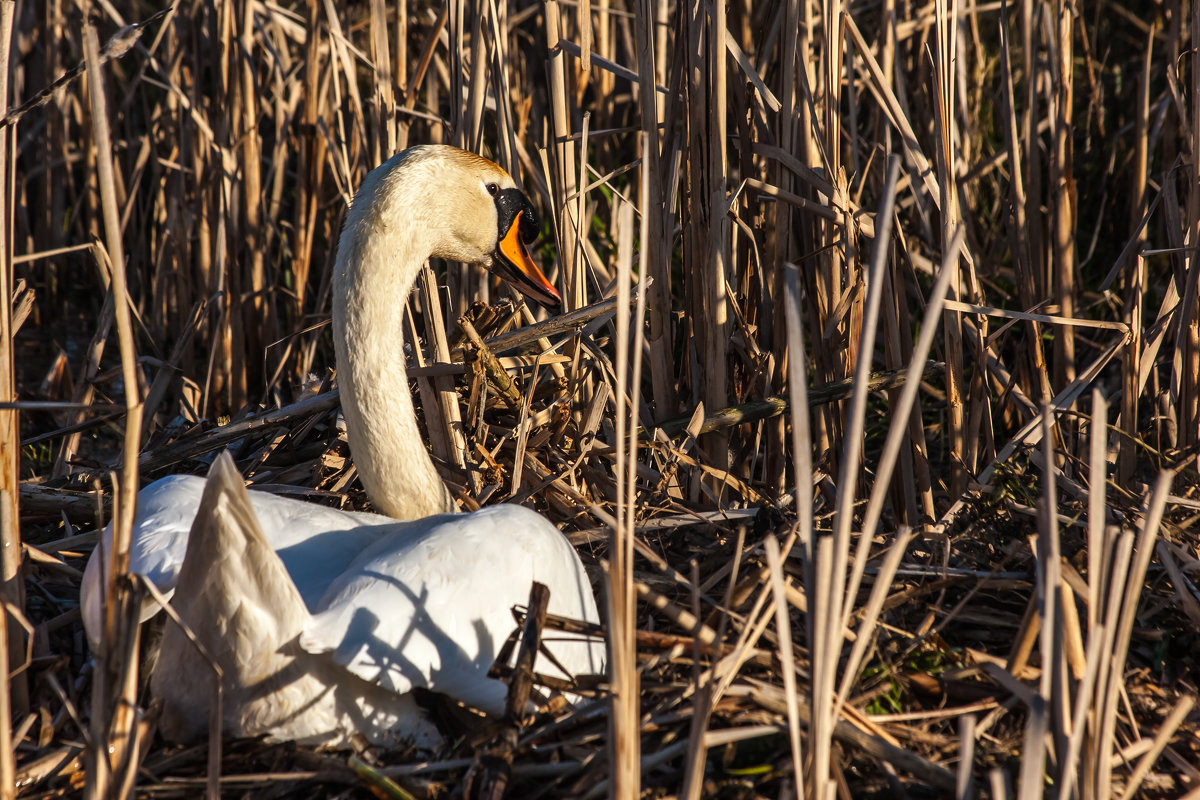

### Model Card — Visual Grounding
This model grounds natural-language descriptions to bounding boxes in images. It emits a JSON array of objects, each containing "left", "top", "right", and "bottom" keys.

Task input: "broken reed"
[{"left": 4, "top": 0, "right": 1200, "bottom": 796}]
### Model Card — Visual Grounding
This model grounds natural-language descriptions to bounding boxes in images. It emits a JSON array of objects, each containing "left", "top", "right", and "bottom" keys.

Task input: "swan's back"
[
  {"left": 301, "top": 504, "right": 604, "bottom": 714},
  {"left": 80, "top": 472, "right": 388, "bottom": 650}
]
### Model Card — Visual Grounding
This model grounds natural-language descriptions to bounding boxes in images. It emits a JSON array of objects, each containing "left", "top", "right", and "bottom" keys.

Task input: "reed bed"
[{"left": 3, "top": 0, "right": 1200, "bottom": 796}]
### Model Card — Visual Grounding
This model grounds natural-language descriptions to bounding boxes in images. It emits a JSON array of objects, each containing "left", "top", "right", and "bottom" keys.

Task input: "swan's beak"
[{"left": 493, "top": 190, "right": 561, "bottom": 310}]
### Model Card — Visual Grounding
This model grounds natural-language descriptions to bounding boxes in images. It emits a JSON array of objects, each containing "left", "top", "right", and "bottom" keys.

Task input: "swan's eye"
[{"left": 485, "top": 182, "right": 500, "bottom": 197}]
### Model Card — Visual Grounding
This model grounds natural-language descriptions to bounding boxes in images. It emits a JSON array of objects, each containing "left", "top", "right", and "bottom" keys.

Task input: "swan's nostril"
[{"left": 519, "top": 199, "right": 540, "bottom": 244}]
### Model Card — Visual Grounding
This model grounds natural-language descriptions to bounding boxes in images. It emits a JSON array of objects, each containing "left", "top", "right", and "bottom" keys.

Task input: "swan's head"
[{"left": 365, "top": 145, "right": 562, "bottom": 309}]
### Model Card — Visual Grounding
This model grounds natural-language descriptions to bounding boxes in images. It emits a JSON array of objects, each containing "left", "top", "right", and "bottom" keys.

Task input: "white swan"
[{"left": 79, "top": 145, "right": 604, "bottom": 747}]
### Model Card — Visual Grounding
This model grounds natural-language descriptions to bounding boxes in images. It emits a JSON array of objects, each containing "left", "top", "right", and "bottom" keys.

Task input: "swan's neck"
[{"left": 332, "top": 185, "right": 456, "bottom": 519}]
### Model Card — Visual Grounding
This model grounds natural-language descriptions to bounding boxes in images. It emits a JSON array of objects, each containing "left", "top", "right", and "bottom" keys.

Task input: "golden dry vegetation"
[{"left": 2, "top": 0, "right": 1200, "bottom": 797}]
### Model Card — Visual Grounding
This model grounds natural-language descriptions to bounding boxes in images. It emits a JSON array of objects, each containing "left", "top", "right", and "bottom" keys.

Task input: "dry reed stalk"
[
  {"left": 676, "top": 713, "right": 737, "bottom": 800},
  {"left": 932, "top": 0, "right": 968, "bottom": 496},
  {"left": 1119, "top": 32, "right": 1153, "bottom": 486},
  {"left": 827, "top": 154, "right": 896, "bottom": 583},
  {"left": 998, "top": 2, "right": 1052, "bottom": 413},
  {"left": 605, "top": 159, "right": 644, "bottom": 797},
  {"left": 833, "top": 525, "right": 912, "bottom": 720},
  {"left": 1016, "top": 692, "right": 1048, "bottom": 800},
  {"left": 1186, "top": 1, "right": 1200, "bottom": 461},
  {"left": 369, "top": 0, "right": 396, "bottom": 162},
  {"left": 293, "top": 0, "right": 328, "bottom": 322},
  {"left": 82, "top": 20, "right": 147, "bottom": 797},
  {"left": 0, "top": 0, "right": 19, "bottom": 791},
  {"left": 1035, "top": 409, "right": 1066, "bottom": 783},
  {"left": 879, "top": 235, "right": 922, "bottom": 525},
  {"left": 1083, "top": 524, "right": 1132, "bottom": 800},
  {"left": 1086, "top": 389, "right": 1107, "bottom": 637},
  {"left": 487, "top": 0, "right": 521, "bottom": 188},
  {"left": 781, "top": 262, "right": 816, "bottom": 788},
  {"left": 417, "top": 267, "right": 470, "bottom": 474},
  {"left": 694, "top": 0, "right": 730, "bottom": 472},
  {"left": 560, "top": 115, "right": 591, "bottom": 379},
  {"left": 1173, "top": 258, "right": 1200, "bottom": 473},
  {"left": 956, "top": 713, "right": 975, "bottom": 799},
  {"left": 544, "top": 0, "right": 581, "bottom": 312},
  {"left": 634, "top": 0, "right": 674, "bottom": 420},
  {"left": 1120, "top": 695, "right": 1196, "bottom": 800},
  {"left": 237, "top": 0, "right": 266, "bottom": 401},
  {"left": 1020, "top": 0, "right": 1045, "bottom": 314},
  {"left": 841, "top": 227, "right": 960, "bottom": 615},
  {"left": 1094, "top": 474, "right": 1169, "bottom": 800},
  {"left": 1058, "top": 623, "right": 1105, "bottom": 800},
  {"left": 764, "top": 536, "right": 803, "bottom": 798},
  {"left": 807, "top": 149, "right": 896, "bottom": 796},
  {"left": 1051, "top": 0, "right": 1077, "bottom": 389},
  {"left": 464, "top": 581, "right": 550, "bottom": 800},
  {"left": 393, "top": 0, "right": 408, "bottom": 147}
]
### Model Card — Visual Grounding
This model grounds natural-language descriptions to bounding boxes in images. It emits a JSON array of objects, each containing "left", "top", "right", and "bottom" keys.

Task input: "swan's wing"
[
  {"left": 80, "top": 474, "right": 207, "bottom": 649},
  {"left": 300, "top": 505, "right": 605, "bottom": 715},
  {"left": 80, "top": 471, "right": 390, "bottom": 650},
  {"left": 169, "top": 452, "right": 311, "bottom": 632},
  {"left": 154, "top": 452, "right": 320, "bottom": 742},
  {"left": 133, "top": 456, "right": 442, "bottom": 747}
]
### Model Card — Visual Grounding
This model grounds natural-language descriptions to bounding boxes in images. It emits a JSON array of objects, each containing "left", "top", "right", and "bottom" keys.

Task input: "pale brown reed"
[{"left": 3, "top": 0, "right": 1200, "bottom": 797}]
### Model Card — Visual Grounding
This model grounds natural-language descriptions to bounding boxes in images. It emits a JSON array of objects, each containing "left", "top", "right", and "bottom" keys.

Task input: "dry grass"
[{"left": 4, "top": 0, "right": 1200, "bottom": 797}]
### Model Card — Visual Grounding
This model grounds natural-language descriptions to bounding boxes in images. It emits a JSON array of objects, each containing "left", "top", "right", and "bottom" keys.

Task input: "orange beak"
[{"left": 494, "top": 210, "right": 562, "bottom": 309}]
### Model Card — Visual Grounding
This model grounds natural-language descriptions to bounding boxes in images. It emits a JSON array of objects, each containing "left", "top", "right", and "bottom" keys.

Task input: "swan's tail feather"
[
  {"left": 176, "top": 452, "right": 309, "bottom": 629},
  {"left": 152, "top": 452, "right": 318, "bottom": 743}
]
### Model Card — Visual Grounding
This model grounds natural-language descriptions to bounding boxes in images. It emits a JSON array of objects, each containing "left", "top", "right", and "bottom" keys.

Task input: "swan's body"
[
  {"left": 145, "top": 456, "right": 600, "bottom": 746},
  {"left": 79, "top": 145, "right": 601, "bottom": 747}
]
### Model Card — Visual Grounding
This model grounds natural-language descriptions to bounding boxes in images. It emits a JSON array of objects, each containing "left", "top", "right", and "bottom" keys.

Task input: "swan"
[{"left": 79, "top": 145, "right": 604, "bottom": 747}]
